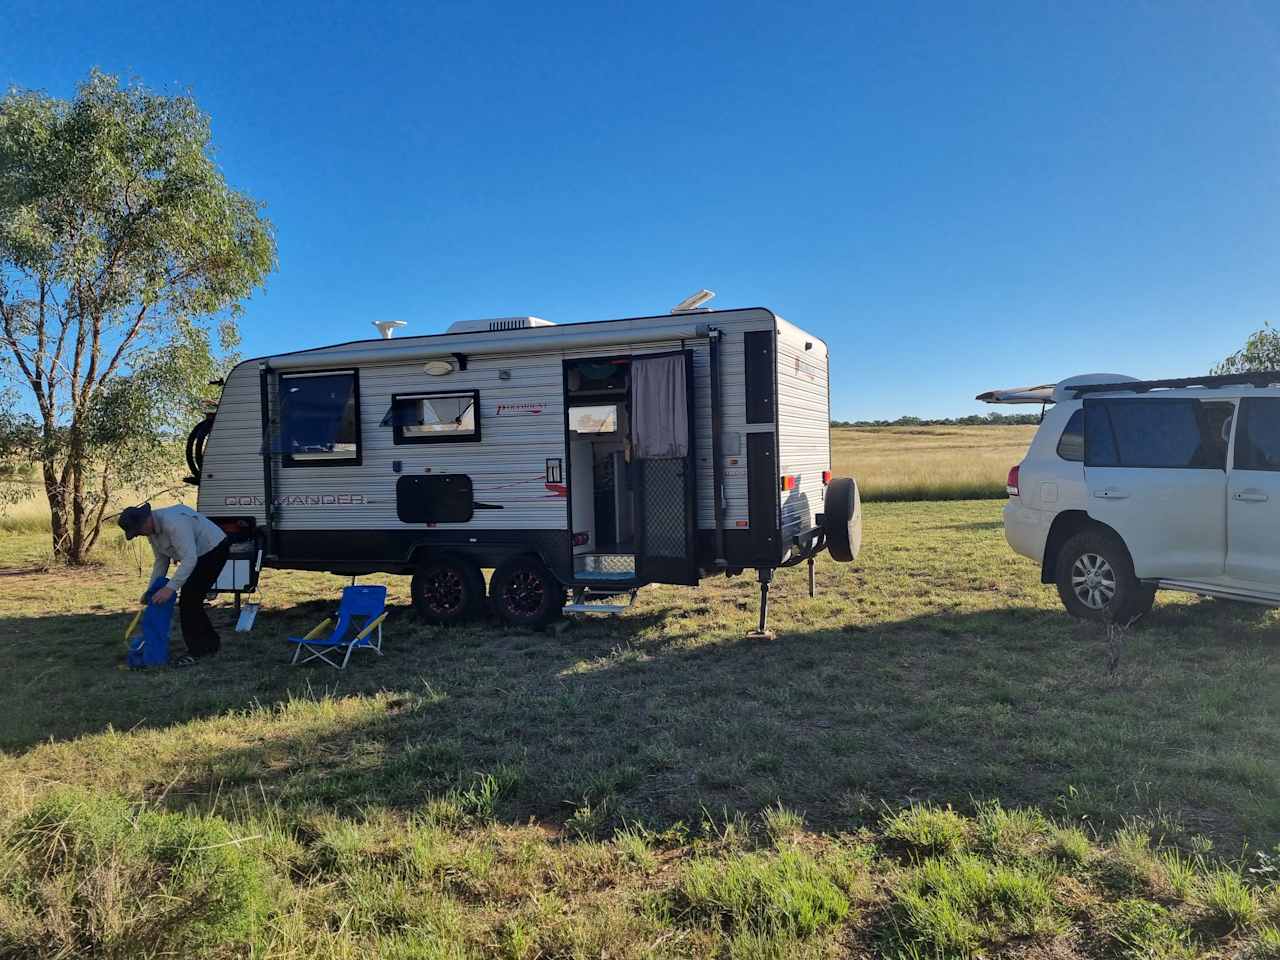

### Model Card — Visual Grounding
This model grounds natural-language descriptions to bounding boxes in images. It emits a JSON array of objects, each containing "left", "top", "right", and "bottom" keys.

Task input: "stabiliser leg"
[{"left": 746, "top": 567, "right": 776, "bottom": 640}]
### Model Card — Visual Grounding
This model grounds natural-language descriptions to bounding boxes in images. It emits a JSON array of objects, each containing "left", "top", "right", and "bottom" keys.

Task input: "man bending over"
[{"left": 118, "top": 503, "right": 230, "bottom": 667}]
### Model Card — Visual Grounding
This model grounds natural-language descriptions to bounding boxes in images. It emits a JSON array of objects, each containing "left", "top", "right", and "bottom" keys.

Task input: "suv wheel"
[
  {"left": 412, "top": 555, "right": 486, "bottom": 625},
  {"left": 1054, "top": 529, "right": 1155, "bottom": 624},
  {"left": 489, "top": 556, "right": 565, "bottom": 628}
]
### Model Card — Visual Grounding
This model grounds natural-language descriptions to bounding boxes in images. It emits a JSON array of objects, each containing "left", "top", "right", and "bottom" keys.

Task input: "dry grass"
[
  {"left": 0, "top": 426, "right": 1029, "bottom": 541},
  {"left": 0, "top": 473, "right": 194, "bottom": 561},
  {"left": 833, "top": 423, "right": 1037, "bottom": 501},
  {"left": 0, "top": 481, "right": 52, "bottom": 534}
]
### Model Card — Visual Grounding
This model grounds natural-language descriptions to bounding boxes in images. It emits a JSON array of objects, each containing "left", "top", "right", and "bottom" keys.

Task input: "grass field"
[
  {"left": 833, "top": 424, "right": 1036, "bottom": 502},
  {"left": 2, "top": 500, "right": 1278, "bottom": 958},
  {"left": 0, "top": 425, "right": 1033, "bottom": 543}
]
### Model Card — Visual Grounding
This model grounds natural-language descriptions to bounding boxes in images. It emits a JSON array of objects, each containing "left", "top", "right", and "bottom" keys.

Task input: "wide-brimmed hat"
[{"left": 117, "top": 503, "right": 153, "bottom": 540}]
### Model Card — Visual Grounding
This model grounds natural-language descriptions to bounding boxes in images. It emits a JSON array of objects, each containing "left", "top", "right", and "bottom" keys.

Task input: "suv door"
[
  {"left": 1083, "top": 398, "right": 1229, "bottom": 580},
  {"left": 1226, "top": 396, "right": 1280, "bottom": 587}
]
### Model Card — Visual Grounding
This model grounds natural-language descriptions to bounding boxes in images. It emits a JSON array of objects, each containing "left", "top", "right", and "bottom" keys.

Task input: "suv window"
[
  {"left": 1234, "top": 397, "right": 1280, "bottom": 470},
  {"left": 1199, "top": 401, "right": 1235, "bottom": 468},
  {"left": 1084, "top": 399, "right": 1224, "bottom": 469},
  {"left": 1057, "top": 409, "right": 1084, "bottom": 461},
  {"left": 1084, "top": 403, "right": 1119, "bottom": 466}
]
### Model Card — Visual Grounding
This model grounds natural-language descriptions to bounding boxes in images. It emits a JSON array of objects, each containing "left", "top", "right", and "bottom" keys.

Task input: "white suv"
[{"left": 979, "top": 372, "right": 1280, "bottom": 622}]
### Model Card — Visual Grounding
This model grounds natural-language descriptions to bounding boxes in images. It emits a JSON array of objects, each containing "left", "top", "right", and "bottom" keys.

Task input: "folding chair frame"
[
  {"left": 124, "top": 608, "right": 143, "bottom": 644},
  {"left": 289, "top": 612, "right": 387, "bottom": 670}
]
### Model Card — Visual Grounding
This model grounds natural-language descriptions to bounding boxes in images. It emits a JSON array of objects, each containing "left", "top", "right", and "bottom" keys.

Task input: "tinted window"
[
  {"left": 1085, "top": 399, "right": 1220, "bottom": 469},
  {"left": 1200, "top": 401, "right": 1235, "bottom": 470},
  {"left": 1057, "top": 409, "right": 1084, "bottom": 461},
  {"left": 281, "top": 371, "right": 360, "bottom": 465},
  {"left": 1234, "top": 398, "right": 1280, "bottom": 470},
  {"left": 1084, "top": 403, "right": 1119, "bottom": 466},
  {"left": 390, "top": 391, "right": 479, "bottom": 444}
]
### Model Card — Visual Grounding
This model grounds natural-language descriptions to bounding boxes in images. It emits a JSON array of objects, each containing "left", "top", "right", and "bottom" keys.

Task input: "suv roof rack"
[{"left": 1069, "top": 371, "right": 1280, "bottom": 397}]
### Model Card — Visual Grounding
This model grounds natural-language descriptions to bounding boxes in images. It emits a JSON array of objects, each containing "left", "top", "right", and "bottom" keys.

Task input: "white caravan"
[
  {"left": 188, "top": 305, "right": 861, "bottom": 632},
  {"left": 980, "top": 372, "right": 1280, "bottom": 621}
]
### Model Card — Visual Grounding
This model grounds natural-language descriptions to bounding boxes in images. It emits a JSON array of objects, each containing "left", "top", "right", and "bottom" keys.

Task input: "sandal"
[{"left": 172, "top": 655, "right": 199, "bottom": 668}]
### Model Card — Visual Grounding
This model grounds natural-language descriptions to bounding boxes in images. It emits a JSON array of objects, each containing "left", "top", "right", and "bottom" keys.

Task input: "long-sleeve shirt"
[{"left": 146, "top": 505, "right": 227, "bottom": 590}]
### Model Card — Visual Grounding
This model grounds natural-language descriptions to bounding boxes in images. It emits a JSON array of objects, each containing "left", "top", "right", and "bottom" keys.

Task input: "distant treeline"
[{"left": 832, "top": 413, "right": 1041, "bottom": 428}]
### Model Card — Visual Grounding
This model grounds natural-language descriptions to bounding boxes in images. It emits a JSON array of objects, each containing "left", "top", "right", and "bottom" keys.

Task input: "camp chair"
[{"left": 287, "top": 585, "right": 388, "bottom": 669}]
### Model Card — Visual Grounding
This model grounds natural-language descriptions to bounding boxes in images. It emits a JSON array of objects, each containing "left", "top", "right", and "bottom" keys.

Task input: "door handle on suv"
[
  {"left": 1092, "top": 486, "right": 1129, "bottom": 500},
  {"left": 1233, "top": 489, "right": 1270, "bottom": 503}
]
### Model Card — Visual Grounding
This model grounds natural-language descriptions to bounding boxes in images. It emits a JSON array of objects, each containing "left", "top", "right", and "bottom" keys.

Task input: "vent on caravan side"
[{"left": 444, "top": 316, "right": 556, "bottom": 334}]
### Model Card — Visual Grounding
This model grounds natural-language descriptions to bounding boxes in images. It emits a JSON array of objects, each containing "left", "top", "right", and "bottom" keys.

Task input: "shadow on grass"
[
  {"left": 938, "top": 520, "right": 1006, "bottom": 532},
  {"left": 3, "top": 588, "right": 1278, "bottom": 848}
]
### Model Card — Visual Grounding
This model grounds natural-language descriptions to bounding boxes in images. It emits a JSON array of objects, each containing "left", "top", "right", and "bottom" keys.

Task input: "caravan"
[{"left": 188, "top": 305, "right": 861, "bottom": 632}]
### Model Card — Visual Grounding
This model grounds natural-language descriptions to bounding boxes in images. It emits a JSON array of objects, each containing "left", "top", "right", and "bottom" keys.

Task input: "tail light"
[
  {"left": 572, "top": 532, "right": 590, "bottom": 546},
  {"left": 1007, "top": 465, "right": 1021, "bottom": 497},
  {"left": 821, "top": 470, "right": 832, "bottom": 485},
  {"left": 780, "top": 475, "right": 798, "bottom": 491}
]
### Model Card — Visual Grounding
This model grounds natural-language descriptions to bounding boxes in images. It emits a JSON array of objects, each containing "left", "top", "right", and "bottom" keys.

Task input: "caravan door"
[{"left": 633, "top": 351, "right": 697, "bottom": 585}]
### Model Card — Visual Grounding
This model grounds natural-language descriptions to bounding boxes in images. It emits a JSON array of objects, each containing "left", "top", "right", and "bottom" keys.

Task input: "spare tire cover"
[{"left": 822, "top": 477, "right": 862, "bottom": 563}]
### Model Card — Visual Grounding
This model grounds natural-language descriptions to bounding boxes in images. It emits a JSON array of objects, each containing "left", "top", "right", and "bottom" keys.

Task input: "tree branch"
[
  {"left": 80, "top": 297, "right": 104, "bottom": 409},
  {"left": 84, "top": 465, "right": 113, "bottom": 553},
  {"left": 0, "top": 300, "right": 48, "bottom": 416},
  {"left": 95, "top": 301, "right": 150, "bottom": 390}
]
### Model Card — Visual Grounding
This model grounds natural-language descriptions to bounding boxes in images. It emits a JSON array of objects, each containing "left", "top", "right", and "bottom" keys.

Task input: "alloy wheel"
[
  {"left": 1071, "top": 552, "right": 1116, "bottom": 610},
  {"left": 506, "top": 570, "right": 545, "bottom": 616},
  {"left": 423, "top": 569, "right": 465, "bottom": 615}
]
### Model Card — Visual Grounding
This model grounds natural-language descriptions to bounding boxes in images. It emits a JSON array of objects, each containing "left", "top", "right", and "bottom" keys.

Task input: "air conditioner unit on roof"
[{"left": 444, "top": 316, "right": 556, "bottom": 334}]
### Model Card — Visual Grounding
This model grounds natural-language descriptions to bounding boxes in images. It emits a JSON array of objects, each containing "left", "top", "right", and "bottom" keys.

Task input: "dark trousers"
[{"left": 179, "top": 538, "right": 230, "bottom": 657}]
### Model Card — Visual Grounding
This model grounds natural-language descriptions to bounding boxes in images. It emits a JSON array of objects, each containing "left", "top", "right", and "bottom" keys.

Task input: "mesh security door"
[{"left": 632, "top": 351, "right": 697, "bottom": 585}]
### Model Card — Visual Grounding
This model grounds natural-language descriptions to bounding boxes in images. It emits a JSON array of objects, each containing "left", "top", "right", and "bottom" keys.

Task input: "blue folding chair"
[{"left": 287, "top": 585, "right": 388, "bottom": 669}]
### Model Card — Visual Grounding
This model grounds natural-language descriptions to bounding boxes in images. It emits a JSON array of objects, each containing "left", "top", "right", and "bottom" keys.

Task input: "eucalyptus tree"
[
  {"left": 0, "top": 70, "right": 275, "bottom": 562},
  {"left": 1214, "top": 323, "right": 1280, "bottom": 376}
]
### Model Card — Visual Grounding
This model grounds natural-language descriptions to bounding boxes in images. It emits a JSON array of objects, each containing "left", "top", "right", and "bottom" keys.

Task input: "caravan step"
[
  {"left": 563, "top": 602, "right": 630, "bottom": 615},
  {"left": 565, "top": 586, "right": 639, "bottom": 617},
  {"left": 573, "top": 569, "right": 635, "bottom": 581}
]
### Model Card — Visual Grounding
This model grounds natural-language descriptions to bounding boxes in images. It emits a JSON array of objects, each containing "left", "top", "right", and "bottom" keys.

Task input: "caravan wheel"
[
  {"left": 412, "top": 555, "right": 486, "bottom": 625},
  {"left": 489, "top": 556, "right": 565, "bottom": 628}
]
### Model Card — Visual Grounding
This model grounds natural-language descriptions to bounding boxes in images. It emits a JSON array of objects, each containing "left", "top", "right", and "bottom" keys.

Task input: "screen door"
[{"left": 632, "top": 350, "right": 697, "bottom": 584}]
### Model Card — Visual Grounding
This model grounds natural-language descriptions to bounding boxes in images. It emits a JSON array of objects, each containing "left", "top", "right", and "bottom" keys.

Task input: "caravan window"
[
  {"left": 568, "top": 404, "right": 618, "bottom": 434},
  {"left": 391, "top": 391, "right": 480, "bottom": 444},
  {"left": 280, "top": 370, "right": 361, "bottom": 466}
]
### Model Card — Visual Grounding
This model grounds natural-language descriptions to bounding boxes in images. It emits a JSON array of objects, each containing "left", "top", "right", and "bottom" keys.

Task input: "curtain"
[{"left": 632, "top": 354, "right": 689, "bottom": 459}]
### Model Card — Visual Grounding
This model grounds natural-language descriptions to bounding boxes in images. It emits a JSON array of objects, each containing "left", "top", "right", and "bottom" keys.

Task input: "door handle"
[
  {"left": 1092, "top": 487, "right": 1129, "bottom": 500},
  {"left": 1233, "top": 489, "right": 1270, "bottom": 503}
]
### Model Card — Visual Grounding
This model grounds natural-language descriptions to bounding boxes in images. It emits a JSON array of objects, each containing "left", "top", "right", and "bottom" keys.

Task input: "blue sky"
[{"left": 3, "top": 1, "right": 1279, "bottom": 419}]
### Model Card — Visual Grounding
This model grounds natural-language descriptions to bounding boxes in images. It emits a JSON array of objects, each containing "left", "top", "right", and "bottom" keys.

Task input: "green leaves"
[
  {"left": 1, "top": 69, "right": 276, "bottom": 321},
  {"left": 0, "top": 69, "right": 276, "bottom": 561},
  {"left": 1214, "top": 323, "right": 1280, "bottom": 376}
]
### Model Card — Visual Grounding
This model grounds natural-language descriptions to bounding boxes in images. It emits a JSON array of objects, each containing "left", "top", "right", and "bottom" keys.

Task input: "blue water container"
[{"left": 127, "top": 577, "right": 176, "bottom": 668}]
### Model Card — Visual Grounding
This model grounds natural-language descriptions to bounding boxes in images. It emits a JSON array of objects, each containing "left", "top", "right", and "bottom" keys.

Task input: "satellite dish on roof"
[{"left": 373, "top": 320, "right": 407, "bottom": 339}]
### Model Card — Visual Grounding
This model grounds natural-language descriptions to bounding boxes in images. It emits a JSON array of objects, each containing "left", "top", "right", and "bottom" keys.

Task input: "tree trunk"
[
  {"left": 68, "top": 455, "right": 88, "bottom": 565},
  {"left": 42, "top": 458, "right": 70, "bottom": 562}
]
